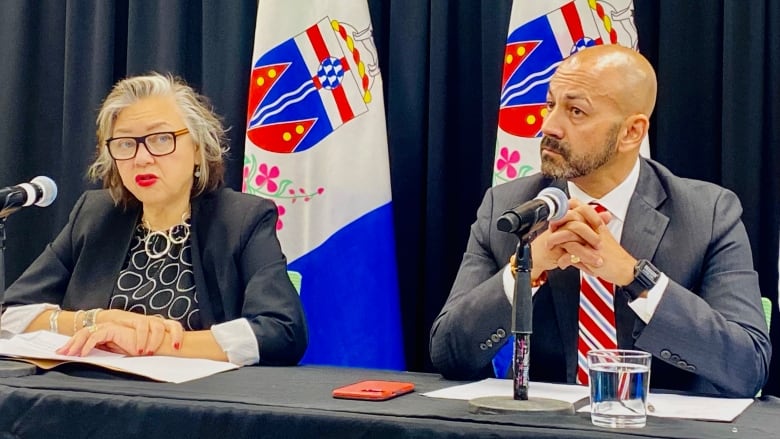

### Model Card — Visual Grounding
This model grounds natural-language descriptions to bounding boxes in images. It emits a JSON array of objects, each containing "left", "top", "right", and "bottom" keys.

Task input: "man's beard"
[{"left": 539, "top": 125, "right": 619, "bottom": 179}]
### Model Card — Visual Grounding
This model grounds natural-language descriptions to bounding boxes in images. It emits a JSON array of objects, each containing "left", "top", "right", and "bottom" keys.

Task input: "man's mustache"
[{"left": 541, "top": 136, "right": 566, "bottom": 155}]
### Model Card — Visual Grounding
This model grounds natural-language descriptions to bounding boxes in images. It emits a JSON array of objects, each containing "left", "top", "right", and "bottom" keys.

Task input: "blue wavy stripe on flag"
[
  {"left": 501, "top": 13, "right": 564, "bottom": 108},
  {"left": 290, "top": 202, "right": 404, "bottom": 369}
]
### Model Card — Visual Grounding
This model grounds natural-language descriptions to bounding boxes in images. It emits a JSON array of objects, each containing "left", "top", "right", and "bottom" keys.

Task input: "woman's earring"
[{"left": 194, "top": 165, "right": 202, "bottom": 178}]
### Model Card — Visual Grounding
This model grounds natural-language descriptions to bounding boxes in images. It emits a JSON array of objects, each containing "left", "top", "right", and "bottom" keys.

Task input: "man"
[{"left": 429, "top": 45, "right": 771, "bottom": 398}]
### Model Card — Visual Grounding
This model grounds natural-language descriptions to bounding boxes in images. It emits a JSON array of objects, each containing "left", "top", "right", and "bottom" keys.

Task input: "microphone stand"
[
  {"left": 469, "top": 230, "right": 573, "bottom": 414},
  {"left": 511, "top": 240, "right": 533, "bottom": 400}
]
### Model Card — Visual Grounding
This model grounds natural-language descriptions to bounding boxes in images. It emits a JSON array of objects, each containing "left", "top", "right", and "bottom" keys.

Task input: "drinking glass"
[{"left": 588, "top": 349, "right": 651, "bottom": 428}]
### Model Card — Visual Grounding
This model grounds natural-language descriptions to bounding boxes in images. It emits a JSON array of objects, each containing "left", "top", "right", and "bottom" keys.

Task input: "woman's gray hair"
[{"left": 88, "top": 72, "right": 228, "bottom": 207}]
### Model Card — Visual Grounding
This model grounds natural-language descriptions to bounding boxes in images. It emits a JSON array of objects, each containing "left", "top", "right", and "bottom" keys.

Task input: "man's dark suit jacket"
[
  {"left": 430, "top": 158, "right": 771, "bottom": 397},
  {"left": 3, "top": 188, "right": 308, "bottom": 366}
]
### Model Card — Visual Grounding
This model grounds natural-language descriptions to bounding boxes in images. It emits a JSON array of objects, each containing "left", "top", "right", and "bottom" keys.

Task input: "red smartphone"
[{"left": 332, "top": 380, "right": 415, "bottom": 401}]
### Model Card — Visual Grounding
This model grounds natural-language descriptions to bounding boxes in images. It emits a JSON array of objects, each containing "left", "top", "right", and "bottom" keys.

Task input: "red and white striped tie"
[{"left": 576, "top": 203, "right": 617, "bottom": 385}]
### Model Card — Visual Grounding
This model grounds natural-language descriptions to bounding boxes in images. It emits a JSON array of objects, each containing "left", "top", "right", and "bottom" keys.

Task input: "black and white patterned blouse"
[{"left": 110, "top": 220, "right": 202, "bottom": 330}]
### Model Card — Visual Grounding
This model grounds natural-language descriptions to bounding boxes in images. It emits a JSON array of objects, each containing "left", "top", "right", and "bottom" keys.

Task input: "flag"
[
  {"left": 243, "top": 1, "right": 404, "bottom": 369},
  {"left": 493, "top": 0, "right": 647, "bottom": 185}
]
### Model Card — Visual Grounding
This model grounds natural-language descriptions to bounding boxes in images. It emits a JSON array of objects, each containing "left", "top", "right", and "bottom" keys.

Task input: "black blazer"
[
  {"left": 3, "top": 188, "right": 308, "bottom": 366},
  {"left": 430, "top": 158, "right": 771, "bottom": 397}
]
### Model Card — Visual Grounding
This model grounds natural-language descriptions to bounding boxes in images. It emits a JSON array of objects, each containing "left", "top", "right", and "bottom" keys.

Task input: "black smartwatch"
[{"left": 621, "top": 259, "right": 661, "bottom": 300}]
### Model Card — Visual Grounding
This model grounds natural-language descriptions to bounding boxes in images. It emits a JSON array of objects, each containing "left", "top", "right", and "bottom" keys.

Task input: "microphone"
[
  {"left": 496, "top": 187, "right": 568, "bottom": 237},
  {"left": 0, "top": 176, "right": 58, "bottom": 219}
]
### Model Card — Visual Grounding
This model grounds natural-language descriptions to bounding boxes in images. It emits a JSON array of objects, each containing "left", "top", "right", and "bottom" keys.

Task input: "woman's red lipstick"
[{"left": 135, "top": 174, "right": 158, "bottom": 187}]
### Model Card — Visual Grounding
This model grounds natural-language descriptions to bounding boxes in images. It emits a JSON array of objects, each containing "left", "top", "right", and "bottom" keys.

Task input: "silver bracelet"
[
  {"left": 73, "top": 310, "right": 85, "bottom": 333},
  {"left": 49, "top": 309, "right": 62, "bottom": 333},
  {"left": 83, "top": 308, "right": 102, "bottom": 330}
]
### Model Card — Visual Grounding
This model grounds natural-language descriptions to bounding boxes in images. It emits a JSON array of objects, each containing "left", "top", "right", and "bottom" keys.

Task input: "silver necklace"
[{"left": 142, "top": 213, "right": 191, "bottom": 259}]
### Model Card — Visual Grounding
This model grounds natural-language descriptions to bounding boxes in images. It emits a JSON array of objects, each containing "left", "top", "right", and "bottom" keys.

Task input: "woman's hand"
[
  {"left": 99, "top": 309, "right": 184, "bottom": 354},
  {"left": 56, "top": 321, "right": 141, "bottom": 357},
  {"left": 66, "top": 309, "right": 184, "bottom": 356}
]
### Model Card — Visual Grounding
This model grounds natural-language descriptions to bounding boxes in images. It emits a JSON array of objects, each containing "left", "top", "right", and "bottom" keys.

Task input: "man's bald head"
[{"left": 556, "top": 45, "right": 657, "bottom": 117}]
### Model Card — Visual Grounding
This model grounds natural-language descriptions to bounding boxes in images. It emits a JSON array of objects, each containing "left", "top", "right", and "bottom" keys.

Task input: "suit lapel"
[
  {"left": 619, "top": 160, "right": 669, "bottom": 268},
  {"left": 617, "top": 159, "right": 669, "bottom": 347},
  {"left": 88, "top": 204, "right": 140, "bottom": 308},
  {"left": 190, "top": 194, "right": 217, "bottom": 326}
]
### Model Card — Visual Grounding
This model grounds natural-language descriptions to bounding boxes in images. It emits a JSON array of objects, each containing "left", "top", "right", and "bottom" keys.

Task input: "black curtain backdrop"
[{"left": 0, "top": 1, "right": 777, "bottom": 395}]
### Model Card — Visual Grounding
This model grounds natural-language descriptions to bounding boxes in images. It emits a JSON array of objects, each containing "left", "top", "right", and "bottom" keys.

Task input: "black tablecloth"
[{"left": 0, "top": 363, "right": 776, "bottom": 438}]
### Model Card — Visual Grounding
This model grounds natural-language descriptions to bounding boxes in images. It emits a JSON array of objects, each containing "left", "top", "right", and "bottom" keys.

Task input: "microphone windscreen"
[
  {"left": 538, "top": 187, "right": 568, "bottom": 221},
  {"left": 31, "top": 176, "right": 57, "bottom": 207}
]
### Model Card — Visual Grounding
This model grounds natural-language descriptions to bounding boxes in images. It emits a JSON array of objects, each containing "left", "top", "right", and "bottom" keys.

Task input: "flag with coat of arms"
[
  {"left": 243, "top": 0, "right": 404, "bottom": 369},
  {"left": 490, "top": 0, "right": 647, "bottom": 379},
  {"left": 493, "top": 0, "right": 648, "bottom": 186}
]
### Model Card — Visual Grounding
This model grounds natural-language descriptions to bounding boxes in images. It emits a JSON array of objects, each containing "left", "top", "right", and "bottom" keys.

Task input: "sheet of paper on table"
[
  {"left": 423, "top": 378, "right": 754, "bottom": 422},
  {"left": 577, "top": 392, "right": 754, "bottom": 422},
  {"left": 0, "top": 330, "right": 238, "bottom": 383},
  {"left": 421, "top": 378, "right": 588, "bottom": 404}
]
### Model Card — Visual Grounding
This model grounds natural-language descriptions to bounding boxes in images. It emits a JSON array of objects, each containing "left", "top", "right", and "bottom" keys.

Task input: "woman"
[{"left": 1, "top": 73, "right": 307, "bottom": 366}]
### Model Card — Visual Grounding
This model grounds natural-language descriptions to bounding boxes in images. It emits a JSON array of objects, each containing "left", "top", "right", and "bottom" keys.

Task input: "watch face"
[
  {"left": 640, "top": 265, "right": 659, "bottom": 282},
  {"left": 636, "top": 260, "right": 661, "bottom": 288}
]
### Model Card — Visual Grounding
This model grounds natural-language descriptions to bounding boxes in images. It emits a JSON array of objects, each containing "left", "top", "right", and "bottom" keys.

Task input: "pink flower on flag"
[
  {"left": 496, "top": 147, "right": 520, "bottom": 179},
  {"left": 255, "top": 163, "right": 280, "bottom": 192},
  {"left": 242, "top": 166, "right": 249, "bottom": 192},
  {"left": 276, "top": 204, "right": 286, "bottom": 231}
]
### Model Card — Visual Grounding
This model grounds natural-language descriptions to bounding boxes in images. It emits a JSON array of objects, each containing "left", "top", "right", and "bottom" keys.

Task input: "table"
[{"left": 0, "top": 363, "right": 776, "bottom": 438}]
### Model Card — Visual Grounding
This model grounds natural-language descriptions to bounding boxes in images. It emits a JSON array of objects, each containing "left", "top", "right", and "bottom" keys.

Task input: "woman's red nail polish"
[{"left": 174, "top": 342, "right": 180, "bottom": 350}]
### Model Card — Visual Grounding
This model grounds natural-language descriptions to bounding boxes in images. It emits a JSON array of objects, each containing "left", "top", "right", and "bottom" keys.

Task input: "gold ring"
[
  {"left": 570, "top": 254, "right": 581, "bottom": 264},
  {"left": 87, "top": 324, "right": 98, "bottom": 334}
]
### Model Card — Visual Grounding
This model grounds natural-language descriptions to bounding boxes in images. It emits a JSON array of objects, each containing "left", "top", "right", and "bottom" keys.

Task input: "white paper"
[
  {"left": 422, "top": 378, "right": 590, "bottom": 404},
  {"left": 4, "top": 331, "right": 123, "bottom": 359},
  {"left": 577, "top": 392, "right": 754, "bottom": 422},
  {"left": 0, "top": 331, "right": 238, "bottom": 383}
]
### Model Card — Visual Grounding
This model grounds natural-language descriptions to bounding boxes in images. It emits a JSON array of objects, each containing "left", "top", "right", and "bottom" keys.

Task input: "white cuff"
[
  {"left": 210, "top": 318, "right": 260, "bottom": 366},
  {"left": 502, "top": 264, "right": 514, "bottom": 303},
  {"left": 627, "top": 274, "right": 669, "bottom": 323},
  {"left": 1, "top": 303, "right": 59, "bottom": 335}
]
